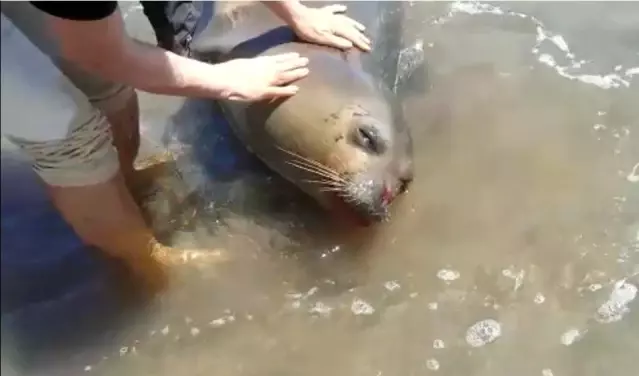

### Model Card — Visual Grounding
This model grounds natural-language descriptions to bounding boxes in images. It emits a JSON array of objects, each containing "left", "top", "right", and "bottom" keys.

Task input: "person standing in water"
[{"left": 0, "top": 1, "right": 371, "bottom": 294}]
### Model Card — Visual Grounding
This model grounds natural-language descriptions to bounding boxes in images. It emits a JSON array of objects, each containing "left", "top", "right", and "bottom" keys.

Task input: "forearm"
[
  {"left": 49, "top": 9, "right": 233, "bottom": 99},
  {"left": 113, "top": 39, "right": 233, "bottom": 99}
]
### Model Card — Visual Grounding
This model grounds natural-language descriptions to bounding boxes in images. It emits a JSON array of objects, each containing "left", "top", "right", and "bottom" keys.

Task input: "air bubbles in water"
[
  {"left": 595, "top": 279, "right": 637, "bottom": 324},
  {"left": 627, "top": 163, "right": 639, "bottom": 183},
  {"left": 309, "top": 301, "right": 333, "bottom": 317},
  {"left": 351, "top": 298, "right": 375, "bottom": 315},
  {"left": 384, "top": 280, "right": 401, "bottom": 291},
  {"left": 502, "top": 268, "right": 525, "bottom": 291},
  {"left": 437, "top": 269, "right": 460, "bottom": 282},
  {"left": 560, "top": 328, "right": 584, "bottom": 346},
  {"left": 588, "top": 283, "right": 603, "bottom": 292},
  {"left": 465, "top": 319, "right": 502, "bottom": 347},
  {"left": 426, "top": 358, "right": 440, "bottom": 371}
]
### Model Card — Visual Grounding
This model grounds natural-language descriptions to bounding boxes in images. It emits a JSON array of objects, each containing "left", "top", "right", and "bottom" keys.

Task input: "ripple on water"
[
  {"left": 440, "top": 0, "right": 639, "bottom": 90},
  {"left": 465, "top": 319, "right": 502, "bottom": 347}
]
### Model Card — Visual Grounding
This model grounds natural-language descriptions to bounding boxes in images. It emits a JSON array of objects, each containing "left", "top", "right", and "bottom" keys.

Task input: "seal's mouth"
[{"left": 330, "top": 181, "right": 400, "bottom": 227}]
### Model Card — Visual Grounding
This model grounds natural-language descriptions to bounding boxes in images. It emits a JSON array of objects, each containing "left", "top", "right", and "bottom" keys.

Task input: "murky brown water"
[{"left": 2, "top": 1, "right": 638, "bottom": 376}]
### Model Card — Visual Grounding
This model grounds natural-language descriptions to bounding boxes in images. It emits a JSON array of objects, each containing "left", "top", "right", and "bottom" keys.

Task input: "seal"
[{"left": 193, "top": 2, "right": 423, "bottom": 225}]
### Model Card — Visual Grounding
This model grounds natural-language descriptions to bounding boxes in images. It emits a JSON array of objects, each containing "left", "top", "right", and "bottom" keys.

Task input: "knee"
[{"left": 7, "top": 113, "right": 121, "bottom": 188}]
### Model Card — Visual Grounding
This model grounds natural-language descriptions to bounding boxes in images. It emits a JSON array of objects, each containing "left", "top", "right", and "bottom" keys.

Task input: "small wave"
[{"left": 436, "top": 0, "right": 637, "bottom": 90}]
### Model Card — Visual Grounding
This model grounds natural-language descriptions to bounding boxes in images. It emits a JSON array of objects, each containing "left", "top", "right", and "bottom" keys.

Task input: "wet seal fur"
[{"left": 192, "top": 1, "right": 425, "bottom": 225}]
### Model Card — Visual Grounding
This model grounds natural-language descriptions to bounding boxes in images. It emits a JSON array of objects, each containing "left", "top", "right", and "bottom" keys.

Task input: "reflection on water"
[{"left": 2, "top": 1, "right": 638, "bottom": 375}]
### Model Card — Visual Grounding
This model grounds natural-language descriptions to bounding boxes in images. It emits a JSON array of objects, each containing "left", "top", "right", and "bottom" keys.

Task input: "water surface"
[{"left": 1, "top": 1, "right": 638, "bottom": 376}]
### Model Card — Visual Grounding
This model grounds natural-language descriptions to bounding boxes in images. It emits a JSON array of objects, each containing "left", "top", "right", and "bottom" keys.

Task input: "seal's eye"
[{"left": 354, "top": 125, "right": 385, "bottom": 154}]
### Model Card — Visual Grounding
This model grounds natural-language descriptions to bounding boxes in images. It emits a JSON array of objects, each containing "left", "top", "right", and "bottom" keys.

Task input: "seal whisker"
[
  {"left": 277, "top": 146, "right": 343, "bottom": 178},
  {"left": 340, "top": 193, "right": 358, "bottom": 203},
  {"left": 285, "top": 160, "right": 342, "bottom": 181},
  {"left": 303, "top": 179, "right": 345, "bottom": 188},
  {"left": 286, "top": 159, "right": 341, "bottom": 178},
  {"left": 319, "top": 187, "right": 346, "bottom": 193},
  {"left": 285, "top": 160, "right": 347, "bottom": 186},
  {"left": 212, "top": 26, "right": 414, "bottom": 225}
]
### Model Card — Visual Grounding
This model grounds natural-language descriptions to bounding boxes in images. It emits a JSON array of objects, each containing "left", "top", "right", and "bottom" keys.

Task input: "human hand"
[
  {"left": 290, "top": 4, "right": 372, "bottom": 52},
  {"left": 219, "top": 52, "right": 310, "bottom": 101}
]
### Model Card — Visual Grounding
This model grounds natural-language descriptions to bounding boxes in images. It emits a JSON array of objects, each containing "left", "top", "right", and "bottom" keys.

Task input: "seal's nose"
[
  {"left": 380, "top": 182, "right": 396, "bottom": 206},
  {"left": 398, "top": 176, "right": 413, "bottom": 194}
]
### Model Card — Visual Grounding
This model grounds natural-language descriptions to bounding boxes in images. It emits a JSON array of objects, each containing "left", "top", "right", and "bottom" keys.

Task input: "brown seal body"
[{"left": 194, "top": 2, "right": 419, "bottom": 224}]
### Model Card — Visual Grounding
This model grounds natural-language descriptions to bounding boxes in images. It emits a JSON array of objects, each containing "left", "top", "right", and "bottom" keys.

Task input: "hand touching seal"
[
  {"left": 219, "top": 52, "right": 310, "bottom": 101},
  {"left": 290, "top": 4, "right": 372, "bottom": 52}
]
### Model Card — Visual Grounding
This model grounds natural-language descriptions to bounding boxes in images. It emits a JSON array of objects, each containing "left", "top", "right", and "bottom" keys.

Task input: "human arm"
[
  {"left": 30, "top": 1, "right": 309, "bottom": 101},
  {"left": 261, "top": 0, "right": 371, "bottom": 51}
]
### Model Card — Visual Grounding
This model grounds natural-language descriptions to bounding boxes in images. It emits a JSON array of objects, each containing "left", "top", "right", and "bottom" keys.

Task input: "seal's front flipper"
[{"left": 393, "top": 39, "right": 429, "bottom": 99}]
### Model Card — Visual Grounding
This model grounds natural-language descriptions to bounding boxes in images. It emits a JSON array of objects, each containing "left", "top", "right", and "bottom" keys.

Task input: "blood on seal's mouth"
[{"left": 329, "top": 182, "right": 396, "bottom": 227}]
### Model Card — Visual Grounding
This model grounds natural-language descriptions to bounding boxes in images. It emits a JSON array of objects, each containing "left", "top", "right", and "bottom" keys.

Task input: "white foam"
[
  {"left": 465, "top": 319, "right": 502, "bottom": 347},
  {"left": 351, "top": 298, "right": 375, "bottom": 315},
  {"left": 595, "top": 279, "right": 637, "bottom": 324},
  {"left": 384, "top": 280, "right": 402, "bottom": 291},
  {"left": 426, "top": 358, "right": 441, "bottom": 371},
  {"left": 627, "top": 162, "right": 639, "bottom": 183},
  {"left": 433, "top": 339, "right": 446, "bottom": 349},
  {"left": 560, "top": 328, "right": 584, "bottom": 346},
  {"left": 309, "top": 301, "right": 333, "bottom": 317},
  {"left": 437, "top": 268, "right": 461, "bottom": 282},
  {"left": 440, "top": 1, "right": 636, "bottom": 90}
]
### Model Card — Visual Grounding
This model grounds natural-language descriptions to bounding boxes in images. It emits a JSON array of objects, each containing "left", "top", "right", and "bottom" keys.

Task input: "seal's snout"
[
  {"left": 337, "top": 178, "right": 394, "bottom": 225},
  {"left": 381, "top": 183, "right": 394, "bottom": 206},
  {"left": 398, "top": 176, "right": 413, "bottom": 194}
]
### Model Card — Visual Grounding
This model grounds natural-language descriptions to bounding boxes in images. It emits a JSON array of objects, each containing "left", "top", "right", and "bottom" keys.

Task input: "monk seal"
[{"left": 192, "top": 2, "right": 423, "bottom": 225}]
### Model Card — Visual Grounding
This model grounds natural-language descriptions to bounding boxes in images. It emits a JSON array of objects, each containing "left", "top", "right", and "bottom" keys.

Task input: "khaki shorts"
[{"left": 1, "top": 4, "right": 135, "bottom": 187}]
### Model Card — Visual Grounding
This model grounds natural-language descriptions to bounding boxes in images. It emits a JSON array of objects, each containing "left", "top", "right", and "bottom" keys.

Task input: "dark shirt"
[
  {"left": 31, "top": 1, "right": 118, "bottom": 21},
  {"left": 29, "top": 1, "right": 197, "bottom": 56}
]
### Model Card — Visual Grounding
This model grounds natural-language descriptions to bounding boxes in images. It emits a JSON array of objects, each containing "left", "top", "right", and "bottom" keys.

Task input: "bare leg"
[
  {"left": 97, "top": 91, "right": 225, "bottom": 271},
  {"left": 45, "top": 173, "right": 170, "bottom": 294},
  {"left": 104, "top": 90, "right": 142, "bottom": 188},
  {"left": 39, "top": 92, "right": 178, "bottom": 295},
  {"left": 16, "top": 90, "right": 223, "bottom": 295},
  {"left": 101, "top": 90, "right": 168, "bottom": 201}
]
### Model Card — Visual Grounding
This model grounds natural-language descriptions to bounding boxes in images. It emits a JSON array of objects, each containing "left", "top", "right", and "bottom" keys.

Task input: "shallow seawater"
[{"left": 1, "top": 1, "right": 638, "bottom": 376}]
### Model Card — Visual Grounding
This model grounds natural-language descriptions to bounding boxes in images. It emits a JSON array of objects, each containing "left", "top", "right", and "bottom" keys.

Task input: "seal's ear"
[{"left": 392, "top": 40, "right": 429, "bottom": 98}]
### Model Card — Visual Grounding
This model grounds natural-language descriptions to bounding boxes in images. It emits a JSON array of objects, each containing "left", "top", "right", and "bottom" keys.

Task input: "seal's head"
[{"left": 280, "top": 98, "right": 414, "bottom": 226}]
